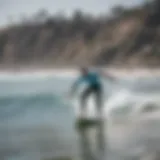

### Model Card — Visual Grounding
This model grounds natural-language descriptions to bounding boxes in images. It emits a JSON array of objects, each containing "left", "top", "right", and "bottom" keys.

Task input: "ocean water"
[{"left": 1, "top": 71, "right": 160, "bottom": 160}]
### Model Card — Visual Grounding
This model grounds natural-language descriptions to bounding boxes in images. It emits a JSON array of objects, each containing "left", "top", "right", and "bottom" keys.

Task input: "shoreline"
[{"left": 0, "top": 67, "right": 160, "bottom": 77}]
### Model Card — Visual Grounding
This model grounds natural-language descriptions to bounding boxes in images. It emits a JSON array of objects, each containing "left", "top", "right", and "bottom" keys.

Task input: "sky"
[{"left": 0, "top": 0, "right": 145, "bottom": 26}]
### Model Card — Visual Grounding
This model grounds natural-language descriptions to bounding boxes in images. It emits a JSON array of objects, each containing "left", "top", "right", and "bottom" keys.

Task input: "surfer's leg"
[
  {"left": 80, "top": 87, "right": 92, "bottom": 113},
  {"left": 94, "top": 86, "right": 103, "bottom": 116}
]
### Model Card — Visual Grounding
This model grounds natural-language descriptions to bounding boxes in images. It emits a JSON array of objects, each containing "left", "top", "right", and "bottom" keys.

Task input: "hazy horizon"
[{"left": 0, "top": 0, "right": 144, "bottom": 27}]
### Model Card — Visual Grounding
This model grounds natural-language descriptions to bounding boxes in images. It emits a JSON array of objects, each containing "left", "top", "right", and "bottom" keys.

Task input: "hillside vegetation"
[{"left": 0, "top": 0, "right": 159, "bottom": 69}]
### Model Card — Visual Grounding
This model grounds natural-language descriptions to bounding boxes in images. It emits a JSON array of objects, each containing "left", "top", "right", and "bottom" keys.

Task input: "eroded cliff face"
[{"left": 0, "top": 2, "right": 159, "bottom": 68}]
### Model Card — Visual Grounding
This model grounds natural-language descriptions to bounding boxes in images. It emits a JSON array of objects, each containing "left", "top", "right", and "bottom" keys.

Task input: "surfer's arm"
[
  {"left": 100, "top": 71, "right": 116, "bottom": 82},
  {"left": 70, "top": 77, "right": 84, "bottom": 95}
]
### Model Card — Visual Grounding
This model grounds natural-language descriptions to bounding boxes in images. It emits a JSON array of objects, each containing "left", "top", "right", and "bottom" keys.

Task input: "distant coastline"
[
  {"left": 0, "top": 1, "right": 160, "bottom": 68},
  {"left": 0, "top": 66, "right": 160, "bottom": 78}
]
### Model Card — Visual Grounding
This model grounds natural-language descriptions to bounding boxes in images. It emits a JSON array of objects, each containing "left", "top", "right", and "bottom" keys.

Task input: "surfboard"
[
  {"left": 72, "top": 98, "right": 104, "bottom": 128},
  {"left": 75, "top": 117, "right": 102, "bottom": 129}
]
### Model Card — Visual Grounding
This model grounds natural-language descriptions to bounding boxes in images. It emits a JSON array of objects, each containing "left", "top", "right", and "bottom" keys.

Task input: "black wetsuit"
[{"left": 72, "top": 72, "right": 103, "bottom": 110}]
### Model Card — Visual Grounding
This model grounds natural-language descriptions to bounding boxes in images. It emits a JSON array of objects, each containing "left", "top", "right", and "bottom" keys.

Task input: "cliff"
[{"left": 0, "top": 1, "right": 159, "bottom": 69}]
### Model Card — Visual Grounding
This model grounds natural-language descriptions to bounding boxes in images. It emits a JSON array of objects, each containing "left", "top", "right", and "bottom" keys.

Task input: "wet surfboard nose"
[{"left": 75, "top": 118, "right": 103, "bottom": 129}]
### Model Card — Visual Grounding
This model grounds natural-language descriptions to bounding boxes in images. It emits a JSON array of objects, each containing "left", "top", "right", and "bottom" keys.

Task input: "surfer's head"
[{"left": 80, "top": 67, "right": 89, "bottom": 76}]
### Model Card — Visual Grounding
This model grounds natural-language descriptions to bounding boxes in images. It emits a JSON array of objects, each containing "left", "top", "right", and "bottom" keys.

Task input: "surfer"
[{"left": 69, "top": 67, "right": 116, "bottom": 117}]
